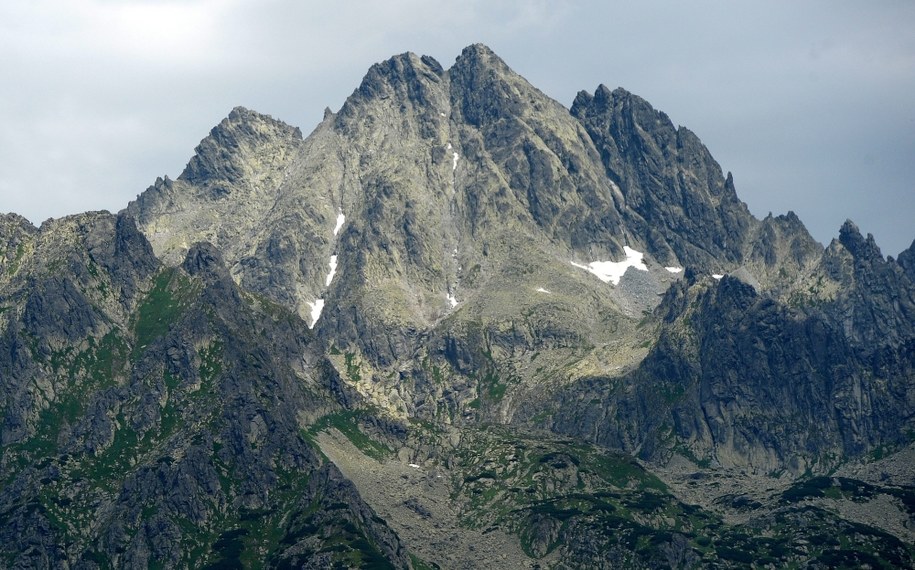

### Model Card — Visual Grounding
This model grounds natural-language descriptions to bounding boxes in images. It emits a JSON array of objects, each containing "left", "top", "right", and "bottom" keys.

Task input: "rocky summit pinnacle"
[{"left": 2, "top": 44, "right": 914, "bottom": 568}]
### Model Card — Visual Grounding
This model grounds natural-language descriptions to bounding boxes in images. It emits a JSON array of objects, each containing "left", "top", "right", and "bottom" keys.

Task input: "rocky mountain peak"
[
  {"left": 572, "top": 84, "right": 668, "bottom": 127},
  {"left": 4, "top": 43, "right": 915, "bottom": 569},
  {"left": 448, "top": 42, "right": 552, "bottom": 127},
  {"left": 0, "top": 212, "right": 37, "bottom": 234},
  {"left": 452, "top": 42, "right": 505, "bottom": 72},
  {"left": 347, "top": 51, "right": 444, "bottom": 107},
  {"left": 897, "top": 237, "right": 915, "bottom": 281},
  {"left": 178, "top": 106, "right": 303, "bottom": 188},
  {"left": 571, "top": 81, "right": 754, "bottom": 269},
  {"left": 838, "top": 218, "right": 883, "bottom": 260}
]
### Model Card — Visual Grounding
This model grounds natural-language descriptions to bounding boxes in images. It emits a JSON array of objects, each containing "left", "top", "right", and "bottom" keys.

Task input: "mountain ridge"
[{"left": 1, "top": 43, "right": 913, "bottom": 568}]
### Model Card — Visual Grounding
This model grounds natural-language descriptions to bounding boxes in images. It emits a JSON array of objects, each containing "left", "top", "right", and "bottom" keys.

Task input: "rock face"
[
  {"left": 897, "top": 237, "right": 915, "bottom": 281},
  {"left": 547, "top": 269, "right": 915, "bottom": 474},
  {"left": 571, "top": 86, "right": 752, "bottom": 269},
  {"left": 3, "top": 44, "right": 915, "bottom": 568},
  {"left": 0, "top": 217, "right": 409, "bottom": 568}
]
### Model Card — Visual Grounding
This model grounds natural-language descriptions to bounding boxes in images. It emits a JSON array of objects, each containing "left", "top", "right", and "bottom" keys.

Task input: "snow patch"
[
  {"left": 325, "top": 255, "right": 338, "bottom": 287},
  {"left": 712, "top": 274, "right": 724, "bottom": 280},
  {"left": 536, "top": 287, "right": 552, "bottom": 294},
  {"left": 307, "top": 299, "right": 325, "bottom": 329},
  {"left": 570, "top": 246, "right": 648, "bottom": 285},
  {"left": 452, "top": 152, "right": 459, "bottom": 171},
  {"left": 447, "top": 291, "right": 458, "bottom": 308},
  {"left": 665, "top": 266, "right": 683, "bottom": 273},
  {"left": 333, "top": 211, "right": 345, "bottom": 236},
  {"left": 409, "top": 463, "right": 421, "bottom": 469}
]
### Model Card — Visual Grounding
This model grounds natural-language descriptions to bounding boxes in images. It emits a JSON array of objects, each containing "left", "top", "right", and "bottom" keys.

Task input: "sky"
[{"left": 1, "top": 0, "right": 913, "bottom": 255}]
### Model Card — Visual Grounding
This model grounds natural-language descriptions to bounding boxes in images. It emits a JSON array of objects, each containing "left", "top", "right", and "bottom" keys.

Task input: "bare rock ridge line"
[{"left": 1, "top": 43, "right": 913, "bottom": 568}]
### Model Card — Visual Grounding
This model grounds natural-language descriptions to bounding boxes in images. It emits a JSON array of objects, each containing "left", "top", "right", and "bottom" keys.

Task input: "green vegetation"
[
  {"left": 133, "top": 268, "right": 198, "bottom": 356},
  {"left": 270, "top": 512, "right": 396, "bottom": 569},
  {"left": 307, "top": 410, "right": 392, "bottom": 461},
  {"left": 672, "top": 442, "right": 712, "bottom": 469},
  {"left": 446, "top": 427, "right": 915, "bottom": 567},
  {"left": 344, "top": 352, "right": 362, "bottom": 382},
  {"left": 8, "top": 330, "right": 129, "bottom": 464},
  {"left": 471, "top": 351, "right": 512, "bottom": 407},
  {"left": 451, "top": 427, "right": 676, "bottom": 558},
  {"left": 7, "top": 243, "right": 25, "bottom": 275}
]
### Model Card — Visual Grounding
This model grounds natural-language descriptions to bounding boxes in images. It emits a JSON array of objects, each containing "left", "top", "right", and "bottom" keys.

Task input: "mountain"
[{"left": 3, "top": 44, "right": 914, "bottom": 568}]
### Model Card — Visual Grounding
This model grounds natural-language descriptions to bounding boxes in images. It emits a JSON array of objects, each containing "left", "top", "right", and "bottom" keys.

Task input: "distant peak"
[
  {"left": 0, "top": 212, "right": 37, "bottom": 233},
  {"left": 460, "top": 43, "right": 496, "bottom": 58},
  {"left": 596, "top": 85, "right": 637, "bottom": 101},
  {"left": 228, "top": 105, "right": 253, "bottom": 118},
  {"left": 343, "top": 50, "right": 445, "bottom": 112},
  {"left": 839, "top": 219, "right": 882, "bottom": 260},
  {"left": 570, "top": 84, "right": 649, "bottom": 117},
  {"left": 178, "top": 106, "right": 303, "bottom": 185},
  {"left": 451, "top": 43, "right": 511, "bottom": 75},
  {"left": 838, "top": 219, "right": 863, "bottom": 249},
  {"left": 896, "top": 237, "right": 915, "bottom": 280},
  {"left": 223, "top": 106, "right": 299, "bottom": 133}
]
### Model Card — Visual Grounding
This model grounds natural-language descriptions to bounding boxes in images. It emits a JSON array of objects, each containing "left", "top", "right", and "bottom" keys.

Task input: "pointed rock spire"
[{"left": 838, "top": 219, "right": 882, "bottom": 260}]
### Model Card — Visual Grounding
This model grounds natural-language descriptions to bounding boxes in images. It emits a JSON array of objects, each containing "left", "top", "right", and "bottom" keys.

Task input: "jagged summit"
[
  {"left": 4, "top": 43, "right": 912, "bottom": 568},
  {"left": 178, "top": 106, "right": 304, "bottom": 187},
  {"left": 897, "top": 237, "right": 915, "bottom": 280},
  {"left": 572, "top": 80, "right": 756, "bottom": 269},
  {"left": 125, "top": 44, "right": 826, "bottom": 334},
  {"left": 838, "top": 218, "right": 883, "bottom": 260},
  {"left": 343, "top": 51, "right": 444, "bottom": 113}
]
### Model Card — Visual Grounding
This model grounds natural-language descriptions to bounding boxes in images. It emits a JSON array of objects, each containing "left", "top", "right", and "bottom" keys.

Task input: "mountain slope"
[
  {"left": 0, "top": 214, "right": 411, "bottom": 568},
  {"left": 2, "top": 44, "right": 913, "bottom": 568}
]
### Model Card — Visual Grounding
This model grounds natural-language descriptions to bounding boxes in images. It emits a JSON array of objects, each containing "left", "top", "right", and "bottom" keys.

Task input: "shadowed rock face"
[
  {"left": 3, "top": 44, "right": 914, "bottom": 568},
  {"left": 546, "top": 269, "right": 915, "bottom": 474},
  {"left": 571, "top": 85, "right": 754, "bottom": 269},
  {"left": 897, "top": 238, "right": 915, "bottom": 281},
  {"left": 0, "top": 218, "right": 410, "bottom": 568}
]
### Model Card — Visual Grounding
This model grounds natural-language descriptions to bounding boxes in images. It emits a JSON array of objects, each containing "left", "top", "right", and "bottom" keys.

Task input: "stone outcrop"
[{"left": 2, "top": 44, "right": 913, "bottom": 568}]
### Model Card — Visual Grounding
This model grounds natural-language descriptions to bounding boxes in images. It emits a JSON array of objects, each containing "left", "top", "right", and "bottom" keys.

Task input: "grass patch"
[
  {"left": 133, "top": 268, "right": 197, "bottom": 357},
  {"left": 307, "top": 410, "right": 392, "bottom": 461},
  {"left": 344, "top": 352, "right": 362, "bottom": 382}
]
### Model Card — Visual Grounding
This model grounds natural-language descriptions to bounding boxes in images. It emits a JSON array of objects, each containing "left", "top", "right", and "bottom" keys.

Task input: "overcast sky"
[{"left": 1, "top": 0, "right": 913, "bottom": 255}]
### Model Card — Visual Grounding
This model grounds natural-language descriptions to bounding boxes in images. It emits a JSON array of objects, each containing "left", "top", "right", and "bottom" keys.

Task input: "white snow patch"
[
  {"left": 665, "top": 266, "right": 683, "bottom": 273},
  {"left": 439, "top": 112, "right": 446, "bottom": 117},
  {"left": 570, "top": 246, "right": 648, "bottom": 285},
  {"left": 409, "top": 463, "right": 421, "bottom": 469},
  {"left": 447, "top": 291, "right": 458, "bottom": 308},
  {"left": 307, "top": 299, "right": 325, "bottom": 329},
  {"left": 712, "top": 274, "right": 724, "bottom": 280},
  {"left": 333, "top": 211, "right": 346, "bottom": 236},
  {"left": 325, "top": 255, "right": 338, "bottom": 287},
  {"left": 452, "top": 152, "right": 459, "bottom": 171},
  {"left": 536, "top": 287, "right": 552, "bottom": 294},
  {"left": 447, "top": 142, "right": 452, "bottom": 149}
]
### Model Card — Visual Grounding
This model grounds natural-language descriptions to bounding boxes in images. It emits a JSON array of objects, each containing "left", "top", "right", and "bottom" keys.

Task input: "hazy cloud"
[{"left": 1, "top": 0, "right": 913, "bottom": 254}]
